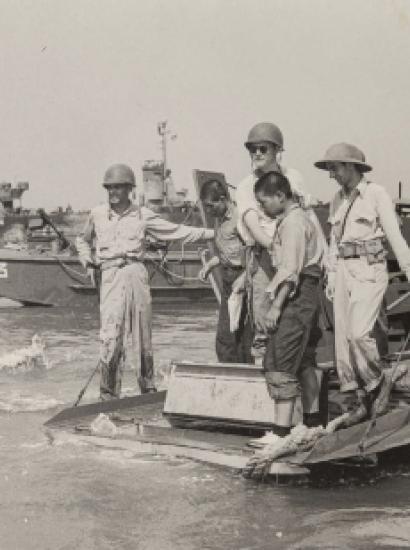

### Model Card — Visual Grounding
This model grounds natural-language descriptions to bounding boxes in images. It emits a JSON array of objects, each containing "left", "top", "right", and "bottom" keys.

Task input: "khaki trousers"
[
  {"left": 334, "top": 257, "right": 388, "bottom": 393},
  {"left": 99, "top": 263, "right": 154, "bottom": 399}
]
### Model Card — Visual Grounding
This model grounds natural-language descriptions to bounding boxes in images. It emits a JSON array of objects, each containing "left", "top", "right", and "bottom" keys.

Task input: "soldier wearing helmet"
[
  {"left": 235, "top": 123, "right": 327, "bottom": 434},
  {"left": 76, "top": 163, "right": 214, "bottom": 400},
  {"left": 316, "top": 143, "right": 410, "bottom": 424}
]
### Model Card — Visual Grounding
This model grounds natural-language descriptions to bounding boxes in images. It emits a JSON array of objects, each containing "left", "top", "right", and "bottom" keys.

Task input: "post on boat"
[{"left": 157, "top": 121, "right": 178, "bottom": 207}]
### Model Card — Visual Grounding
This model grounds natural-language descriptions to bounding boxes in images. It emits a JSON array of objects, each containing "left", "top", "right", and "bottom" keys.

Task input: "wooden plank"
[
  {"left": 44, "top": 391, "right": 166, "bottom": 427},
  {"left": 49, "top": 429, "right": 310, "bottom": 476},
  {"left": 164, "top": 361, "right": 323, "bottom": 428}
]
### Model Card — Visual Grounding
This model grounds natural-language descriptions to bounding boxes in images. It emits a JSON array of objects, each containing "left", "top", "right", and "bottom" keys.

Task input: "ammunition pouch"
[{"left": 338, "top": 238, "right": 387, "bottom": 265}]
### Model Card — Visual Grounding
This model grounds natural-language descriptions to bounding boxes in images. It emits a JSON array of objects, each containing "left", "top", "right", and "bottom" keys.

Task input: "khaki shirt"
[
  {"left": 265, "top": 204, "right": 324, "bottom": 298},
  {"left": 235, "top": 166, "right": 313, "bottom": 245},
  {"left": 76, "top": 203, "right": 214, "bottom": 266},
  {"left": 327, "top": 179, "right": 410, "bottom": 273},
  {"left": 214, "top": 202, "right": 244, "bottom": 267}
]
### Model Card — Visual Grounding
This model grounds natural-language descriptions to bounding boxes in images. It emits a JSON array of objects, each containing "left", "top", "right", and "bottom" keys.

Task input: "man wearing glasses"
[
  {"left": 235, "top": 122, "right": 325, "bottom": 428},
  {"left": 236, "top": 122, "right": 316, "bottom": 352}
]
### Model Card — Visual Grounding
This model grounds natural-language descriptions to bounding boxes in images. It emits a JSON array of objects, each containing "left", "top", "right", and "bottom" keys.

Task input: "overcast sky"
[{"left": 0, "top": 0, "right": 409, "bottom": 210}]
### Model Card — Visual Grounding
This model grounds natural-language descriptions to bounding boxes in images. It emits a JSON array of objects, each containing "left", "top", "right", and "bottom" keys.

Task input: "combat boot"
[{"left": 342, "top": 390, "right": 369, "bottom": 428}]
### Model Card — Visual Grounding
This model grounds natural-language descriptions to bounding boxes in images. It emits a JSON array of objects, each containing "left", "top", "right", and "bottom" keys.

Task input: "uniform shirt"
[
  {"left": 235, "top": 166, "right": 313, "bottom": 245},
  {"left": 327, "top": 178, "right": 410, "bottom": 273},
  {"left": 76, "top": 203, "right": 214, "bottom": 266},
  {"left": 214, "top": 202, "right": 244, "bottom": 268},
  {"left": 265, "top": 204, "right": 324, "bottom": 298}
]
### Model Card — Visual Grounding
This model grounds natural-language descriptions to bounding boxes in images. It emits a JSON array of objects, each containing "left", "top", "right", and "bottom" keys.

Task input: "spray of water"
[{"left": 0, "top": 335, "right": 50, "bottom": 374}]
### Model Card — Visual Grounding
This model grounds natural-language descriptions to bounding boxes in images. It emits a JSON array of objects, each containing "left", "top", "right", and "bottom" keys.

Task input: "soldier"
[
  {"left": 236, "top": 122, "right": 326, "bottom": 428},
  {"left": 235, "top": 123, "right": 322, "bottom": 351},
  {"left": 315, "top": 143, "right": 410, "bottom": 423},
  {"left": 76, "top": 164, "right": 214, "bottom": 400}
]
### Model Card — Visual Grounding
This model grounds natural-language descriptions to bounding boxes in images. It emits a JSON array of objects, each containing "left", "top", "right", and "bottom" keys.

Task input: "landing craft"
[{"left": 44, "top": 172, "right": 410, "bottom": 481}]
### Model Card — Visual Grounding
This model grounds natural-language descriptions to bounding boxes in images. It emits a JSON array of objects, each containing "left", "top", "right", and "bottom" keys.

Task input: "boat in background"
[
  {"left": 0, "top": 246, "right": 213, "bottom": 307},
  {"left": 0, "top": 123, "right": 219, "bottom": 307},
  {"left": 1, "top": 122, "right": 409, "bottom": 309}
]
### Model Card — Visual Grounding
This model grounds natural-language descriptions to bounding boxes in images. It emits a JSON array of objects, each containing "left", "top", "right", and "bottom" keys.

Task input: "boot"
[
  {"left": 303, "top": 412, "right": 323, "bottom": 428},
  {"left": 342, "top": 390, "right": 369, "bottom": 428}
]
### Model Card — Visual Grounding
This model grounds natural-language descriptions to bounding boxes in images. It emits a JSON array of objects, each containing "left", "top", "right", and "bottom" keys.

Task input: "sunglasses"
[{"left": 248, "top": 144, "right": 269, "bottom": 154}]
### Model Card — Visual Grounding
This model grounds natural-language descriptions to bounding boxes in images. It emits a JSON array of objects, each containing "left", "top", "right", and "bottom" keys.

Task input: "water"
[{"left": 0, "top": 304, "right": 410, "bottom": 550}]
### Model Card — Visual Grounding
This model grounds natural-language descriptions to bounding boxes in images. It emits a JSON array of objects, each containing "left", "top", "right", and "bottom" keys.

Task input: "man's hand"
[
  {"left": 86, "top": 266, "right": 96, "bottom": 287},
  {"left": 264, "top": 303, "right": 282, "bottom": 332},
  {"left": 198, "top": 264, "right": 212, "bottom": 282},
  {"left": 256, "top": 302, "right": 282, "bottom": 333},
  {"left": 198, "top": 256, "right": 219, "bottom": 282},
  {"left": 325, "top": 272, "right": 336, "bottom": 302}
]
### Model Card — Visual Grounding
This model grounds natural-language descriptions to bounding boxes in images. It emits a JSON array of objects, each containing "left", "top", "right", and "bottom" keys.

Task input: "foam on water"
[
  {"left": 0, "top": 390, "right": 63, "bottom": 413},
  {"left": 0, "top": 334, "right": 50, "bottom": 374}
]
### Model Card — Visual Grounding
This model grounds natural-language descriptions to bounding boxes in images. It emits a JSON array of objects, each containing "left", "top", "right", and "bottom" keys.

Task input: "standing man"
[
  {"left": 253, "top": 171, "right": 324, "bottom": 436},
  {"left": 198, "top": 179, "right": 253, "bottom": 363},
  {"left": 76, "top": 164, "right": 214, "bottom": 400},
  {"left": 315, "top": 143, "right": 410, "bottom": 422},
  {"left": 236, "top": 122, "right": 323, "bottom": 355},
  {"left": 236, "top": 122, "right": 325, "bottom": 427}
]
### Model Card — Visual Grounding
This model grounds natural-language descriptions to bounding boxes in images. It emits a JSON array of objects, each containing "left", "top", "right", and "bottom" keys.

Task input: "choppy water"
[{"left": 1, "top": 304, "right": 410, "bottom": 550}]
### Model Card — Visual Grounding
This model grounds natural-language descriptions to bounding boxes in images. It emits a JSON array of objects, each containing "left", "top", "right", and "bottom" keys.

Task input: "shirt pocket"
[
  {"left": 95, "top": 222, "right": 114, "bottom": 249},
  {"left": 348, "top": 206, "right": 376, "bottom": 241}
]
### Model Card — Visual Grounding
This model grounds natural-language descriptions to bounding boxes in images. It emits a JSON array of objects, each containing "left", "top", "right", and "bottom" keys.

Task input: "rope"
[
  {"left": 55, "top": 248, "right": 205, "bottom": 287},
  {"left": 146, "top": 258, "right": 204, "bottom": 283},
  {"left": 53, "top": 256, "right": 91, "bottom": 284}
]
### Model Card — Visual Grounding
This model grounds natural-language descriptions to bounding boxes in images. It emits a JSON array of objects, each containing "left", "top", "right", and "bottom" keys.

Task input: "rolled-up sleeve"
[
  {"left": 76, "top": 214, "right": 95, "bottom": 267},
  {"left": 376, "top": 187, "right": 410, "bottom": 272},
  {"left": 143, "top": 208, "right": 214, "bottom": 243},
  {"left": 265, "top": 219, "right": 306, "bottom": 298}
]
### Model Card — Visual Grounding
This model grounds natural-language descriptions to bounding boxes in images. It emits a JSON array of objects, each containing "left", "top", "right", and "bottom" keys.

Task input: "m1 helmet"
[
  {"left": 245, "top": 122, "right": 284, "bottom": 150},
  {"left": 103, "top": 164, "right": 136, "bottom": 187}
]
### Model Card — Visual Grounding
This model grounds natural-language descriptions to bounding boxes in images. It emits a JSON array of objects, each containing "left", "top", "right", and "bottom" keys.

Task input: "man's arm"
[
  {"left": 262, "top": 282, "right": 292, "bottom": 332},
  {"left": 143, "top": 207, "right": 214, "bottom": 242},
  {"left": 198, "top": 255, "right": 220, "bottom": 282},
  {"left": 76, "top": 214, "right": 96, "bottom": 268},
  {"left": 243, "top": 209, "right": 273, "bottom": 249},
  {"left": 375, "top": 186, "right": 410, "bottom": 277},
  {"left": 265, "top": 217, "right": 306, "bottom": 299}
]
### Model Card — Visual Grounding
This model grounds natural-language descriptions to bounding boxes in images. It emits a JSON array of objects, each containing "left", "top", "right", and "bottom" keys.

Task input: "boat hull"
[{"left": 0, "top": 249, "right": 215, "bottom": 307}]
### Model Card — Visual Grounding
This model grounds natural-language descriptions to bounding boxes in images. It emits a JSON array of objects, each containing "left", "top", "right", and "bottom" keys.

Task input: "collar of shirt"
[
  {"left": 339, "top": 177, "right": 370, "bottom": 201},
  {"left": 276, "top": 203, "right": 300, "bottom": 224},
  {"left": 222, "top": 201, "right": 236, "bottom": 222},
  {"left": 107, "top": 203, "right": 140, "bottom": 221}
]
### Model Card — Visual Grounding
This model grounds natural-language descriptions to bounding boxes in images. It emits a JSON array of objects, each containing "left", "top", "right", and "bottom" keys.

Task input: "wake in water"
[{"left": 0, "top": 335, "right": 49, "bottom": 374}]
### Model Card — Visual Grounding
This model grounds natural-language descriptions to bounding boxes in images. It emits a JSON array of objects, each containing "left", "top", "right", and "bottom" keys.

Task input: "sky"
[{"left": 0, "top": 0, "right": 409, "bottom": 210}]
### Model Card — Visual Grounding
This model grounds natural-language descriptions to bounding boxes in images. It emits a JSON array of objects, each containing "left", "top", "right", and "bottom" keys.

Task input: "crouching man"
[
  {"left": 254, "top": 171, "right": 325, "bottom": 437},
  {"left": 76, "top": 163, "right": 214, "bottom": 400}
]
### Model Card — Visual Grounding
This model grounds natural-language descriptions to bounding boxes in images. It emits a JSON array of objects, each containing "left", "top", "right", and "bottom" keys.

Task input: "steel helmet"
[
  {"left": 103, "top": 164, "right": 136, "bottom": 187},
  {"left": 245, "top": 122, "right": 284, "bottom": 150},
  {"left": 314, "top": 143, "right": 372, "bottom": 172}
]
